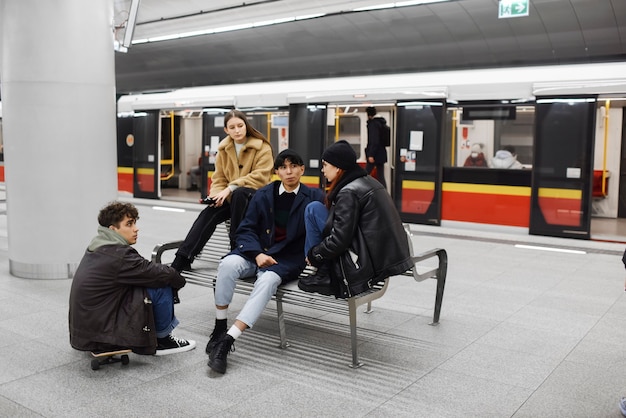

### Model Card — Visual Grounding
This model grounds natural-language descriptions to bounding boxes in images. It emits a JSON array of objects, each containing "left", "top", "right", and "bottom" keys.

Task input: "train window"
[
  {"left": 444, "top": 105, "right": 534, "bottom": 169},
  {"left": 336, "top": 115, "right": 361, "bottom": 157},
  {"left": 242, "top": 110, "right": 289, "bottom": 152}
]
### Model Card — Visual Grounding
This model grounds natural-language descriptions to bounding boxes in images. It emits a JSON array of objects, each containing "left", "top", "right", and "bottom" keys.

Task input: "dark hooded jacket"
[
  {"left": 68, "top": 226, "right": 185, "bottom": 354},
  {"left": 308, "top": 168, "right": 412, "bottom": 297},
  {"left": 365, "top": 117, "right": 388, "bottom": 164}
]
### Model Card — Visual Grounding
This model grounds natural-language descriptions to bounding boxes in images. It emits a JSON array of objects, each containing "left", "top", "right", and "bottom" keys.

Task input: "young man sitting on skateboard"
[{"left": 69, "top": 202, "right": 196, "bottom": 356}]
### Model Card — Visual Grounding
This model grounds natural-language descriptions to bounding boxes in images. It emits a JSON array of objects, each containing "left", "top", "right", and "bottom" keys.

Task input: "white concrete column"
[{"left": 0, "top": 0, "right": 118, "bottom": 278}]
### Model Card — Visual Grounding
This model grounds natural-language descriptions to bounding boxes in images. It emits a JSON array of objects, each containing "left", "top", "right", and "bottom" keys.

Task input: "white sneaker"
[{"left": 155, "top": 334, "right": 196, "bottom": 356}]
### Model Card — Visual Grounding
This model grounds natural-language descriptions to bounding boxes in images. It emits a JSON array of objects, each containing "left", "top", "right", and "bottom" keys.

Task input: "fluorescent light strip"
[
  {"left": 354, "top": 0, "right": 449, "bottom": 11},
  {"left": 515, "top": 244, "right": 586, "bottom": 255},
  {"left": 134, "top": 13, "right": 326, "bottom": 44},
  {"left": 152, "top": 206, "right": 186, "bottom": 213},
  {"left": 133, "top": 0, "right": 450, "bottom": 45},
  {"left": 536, "top": 98, "right": 596, "bottom": 104}
]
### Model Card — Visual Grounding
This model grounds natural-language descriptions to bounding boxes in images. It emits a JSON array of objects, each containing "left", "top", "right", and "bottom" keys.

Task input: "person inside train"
[
  {"left": 69, "top": 201, "right": 196, "bottom": 356},
  {"left": 186, "top": 156, "right": 202, "bottom": 192},
  {"left": 463, "top": 143, "right": 488, "bottom": 167},
  {"left": 171, "top": 109, "right": 274, "bottom": 272},
  {"left": 489, "top": 145, "right": 523, "bottom": 169},
  {"left": 205, "top": 149, "right": 325, "bottom": 374},
  {"left": 298, "top": 140, "right": 412, "bottom": 298}
]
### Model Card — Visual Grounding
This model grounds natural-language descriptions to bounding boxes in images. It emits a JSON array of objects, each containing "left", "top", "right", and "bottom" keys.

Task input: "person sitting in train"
[
  {"left": 489, "top": 145, "right": 523, "bottom": 169},
  {"left": 186, "top": 156, "right": 202, "bottom": 192},
  {"left": 298, "top": 140, "right": 412, "bottom": 298},
  {"left": 171, "top": 109, "right": 274, "bottom": 272},
  {"left": 463, "top": 143, "right": 488, "bottom": 167}
]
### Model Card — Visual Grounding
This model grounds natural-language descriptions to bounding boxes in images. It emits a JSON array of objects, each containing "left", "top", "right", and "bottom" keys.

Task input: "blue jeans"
[
  {"left": 214, "top": 254, "right": 282, "bottom": 328},
  {"left": 304, "top": 201, "right": 329, "bottom": 256},
  {"left": 147, "top": 287, "right": 179, "bottom": 338}
]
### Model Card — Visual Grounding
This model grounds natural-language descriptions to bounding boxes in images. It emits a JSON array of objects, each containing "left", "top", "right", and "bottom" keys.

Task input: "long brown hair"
[
  {"left": 324, "top": 168, "right": 345, "bottom": 208},
  {"left": 224, "top": 109, "right": 272, "bottom": 147}
]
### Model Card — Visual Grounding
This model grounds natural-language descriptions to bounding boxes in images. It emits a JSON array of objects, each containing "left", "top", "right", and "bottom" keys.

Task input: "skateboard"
[{"left": 90, "top": 349, "right": 132, "bottom": 370}]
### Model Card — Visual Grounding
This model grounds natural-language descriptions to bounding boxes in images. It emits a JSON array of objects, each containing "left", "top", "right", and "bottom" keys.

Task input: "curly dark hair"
[{"left": 97, "top": 202, "right": 139, "bottom": 227}]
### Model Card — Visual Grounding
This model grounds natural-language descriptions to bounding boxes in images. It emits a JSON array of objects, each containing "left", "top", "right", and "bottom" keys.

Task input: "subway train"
[{"left": 115, "top": 62, "right": 625, "bottom": 240}]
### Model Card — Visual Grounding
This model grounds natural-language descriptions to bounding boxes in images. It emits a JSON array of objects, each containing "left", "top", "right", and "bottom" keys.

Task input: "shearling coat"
[
  {"left": 210, "top": 136, "right": 274, "bottom": 199},
  {"left": 69, "top": 227, "right": 185, "bottom": 354}
]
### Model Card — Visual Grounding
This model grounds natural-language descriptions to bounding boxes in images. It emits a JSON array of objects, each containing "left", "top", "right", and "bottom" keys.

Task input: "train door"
[
  {"left": 589, "top": 98, "right": 626, "bottom": 240},
  {"left": 530, "top": 97, "right": 596, "bottom": 239},
  {"left": 394, "top": 100, "right": 445, "bottom": 225},
  {"left": 160, "top": 112, "right": 182, "bottom": 191},
  {"left": 289, "top": 103, "right": 327, "bottom": 188},
  {"left": 132, "top": 110, "right": 159, "bottom": 199},
  {"left": 326, "top": 104, "right": 394, "bottom": 192},
  {"left": 619, "top": 107, "right": 626, "bottom": 218},
  {"left": 200, "top": 109, "right": 230, "bottom": 199}
]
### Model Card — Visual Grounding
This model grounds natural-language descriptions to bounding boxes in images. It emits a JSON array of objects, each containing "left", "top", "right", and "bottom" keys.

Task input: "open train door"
[
  {"left": 132, "top": 110, "right": 159, "bottom": 199},
  {"left": 200, "top": 109, "right": 232, "bottom": 199},
  {"left": 394, "top": 100, "right": 445, "bottom": 225},
  {"left": 530, "top": 97, "right": 596, "bottom": 239}
]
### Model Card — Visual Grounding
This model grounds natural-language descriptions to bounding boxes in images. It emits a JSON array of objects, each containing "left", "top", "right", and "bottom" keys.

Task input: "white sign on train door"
[{"left": 498, "top": 0, "right": 529, "bottom": 19}]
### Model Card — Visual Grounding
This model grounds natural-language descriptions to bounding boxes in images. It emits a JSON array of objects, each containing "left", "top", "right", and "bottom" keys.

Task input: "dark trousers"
[
  {"left": 365, "top": 162, "right": 386, "bottom": 189},
  {"left": 176, "top": 187, "right": 256, "bottom": 259}
]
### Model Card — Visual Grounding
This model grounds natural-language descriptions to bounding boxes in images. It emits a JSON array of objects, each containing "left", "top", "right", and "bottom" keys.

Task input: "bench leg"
[
  {"left": 430, "top": 249, "right": 448, "bottom": 326},
  {"left": 275, "top": 298, "right": 289, "bottom": 348},
  {"left": 347, "top": 298, "right": 363, "bottom": 368},
  {"left": 364, "top": 301, "right": 373, "bottom": 314}
]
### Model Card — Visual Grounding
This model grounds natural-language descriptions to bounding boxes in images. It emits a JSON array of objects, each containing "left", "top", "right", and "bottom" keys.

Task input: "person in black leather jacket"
[{"left": 300, "top": 140, "right": 412, "bottom": 297}]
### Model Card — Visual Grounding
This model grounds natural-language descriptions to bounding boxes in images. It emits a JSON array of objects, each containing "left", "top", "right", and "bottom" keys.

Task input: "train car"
[{"left": 117, "top": 62, "right": 626, "bottom": 240}]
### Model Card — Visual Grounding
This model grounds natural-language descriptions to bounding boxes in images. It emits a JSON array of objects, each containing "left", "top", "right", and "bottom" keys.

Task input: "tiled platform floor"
[{"left": 1, "top": 196, "right": 626, "bottom": 417}]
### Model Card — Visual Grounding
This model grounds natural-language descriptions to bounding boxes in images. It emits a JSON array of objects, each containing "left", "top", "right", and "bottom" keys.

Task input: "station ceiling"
[{"left": 114, "top": 0, "right": 626, "bottom": 95}]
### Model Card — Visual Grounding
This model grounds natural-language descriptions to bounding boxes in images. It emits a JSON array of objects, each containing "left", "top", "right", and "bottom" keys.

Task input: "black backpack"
[{"left": 379, "top": 120, "right": 391, "bottom": 147}]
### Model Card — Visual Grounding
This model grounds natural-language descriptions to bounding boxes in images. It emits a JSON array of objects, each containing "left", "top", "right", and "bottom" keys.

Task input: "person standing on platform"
[
  {"left": 171, "top": 109, "right": 274, "bottom": 272},
  {"left": 69, "top": 202, "right": 196, "bottom": 356},
  {"left": 365, "top": 106, "right": 388, "bottom": 190},
  {"left": 206, "top": 149, "right": 325, "bottom": 374}
]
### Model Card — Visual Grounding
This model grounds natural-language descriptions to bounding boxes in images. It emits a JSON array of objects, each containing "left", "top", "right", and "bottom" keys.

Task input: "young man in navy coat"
[{"left": 206, "top": 149, "right": 325, "bottom": 374}]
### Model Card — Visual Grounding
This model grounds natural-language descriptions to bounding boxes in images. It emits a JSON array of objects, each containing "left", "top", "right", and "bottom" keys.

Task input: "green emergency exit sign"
[{"left": 499, "top": 0, "right": 529, "bottom": 18}]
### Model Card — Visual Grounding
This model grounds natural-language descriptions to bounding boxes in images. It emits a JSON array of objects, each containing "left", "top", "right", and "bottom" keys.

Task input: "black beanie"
[{"left": 322, "top": 140, "right": 358, "bottom": 171}]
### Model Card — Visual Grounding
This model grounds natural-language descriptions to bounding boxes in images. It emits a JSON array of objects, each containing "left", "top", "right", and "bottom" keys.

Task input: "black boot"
[
  {"left": 208, "top": 334, "right": 235, "bottom": 374},
  {"left": 171, "top": 255, "right": 192, "bottom": 272},
  {"left": 205, "top": 319, "right": 227, "bottom": 356},
  {"left": 298, "top": 265, "right": 334, "bottom": 296}
]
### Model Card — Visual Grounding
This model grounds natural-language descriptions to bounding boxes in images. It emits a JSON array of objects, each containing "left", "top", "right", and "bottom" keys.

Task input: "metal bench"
[{"left": 152, "top": 223, "right": 447, "bottom": 368}]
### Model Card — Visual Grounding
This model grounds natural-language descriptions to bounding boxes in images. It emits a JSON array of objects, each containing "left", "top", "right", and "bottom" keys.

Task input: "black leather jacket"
[{"left": 309, "top": 172, "right": 412, "bottom": 296}]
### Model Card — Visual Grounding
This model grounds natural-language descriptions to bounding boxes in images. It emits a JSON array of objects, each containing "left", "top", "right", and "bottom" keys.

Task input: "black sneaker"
[
  {"left": 206, "top": 328, "right": 227, "bottom": 357},
  {"left": 208, "top": 334, "right": 235, "bottom": 374},
  {"left": 155, "top": 334, "right": 196, "bottom": 356}
]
